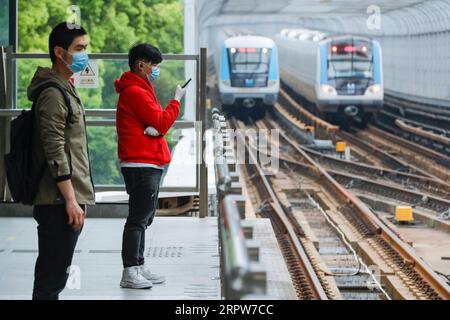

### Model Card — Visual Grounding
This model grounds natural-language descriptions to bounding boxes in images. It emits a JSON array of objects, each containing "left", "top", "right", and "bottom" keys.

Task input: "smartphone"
[{"left": 181, "top": 78, "right": 192, "bottom": 88}]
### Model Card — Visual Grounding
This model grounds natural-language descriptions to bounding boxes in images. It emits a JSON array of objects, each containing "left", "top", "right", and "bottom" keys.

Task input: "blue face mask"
[
  {"left": 149, "top": 66, "right": 160, "bottom": 82},
  {"left": 63, "top": 50, "right": 89, "bottom": 74}
]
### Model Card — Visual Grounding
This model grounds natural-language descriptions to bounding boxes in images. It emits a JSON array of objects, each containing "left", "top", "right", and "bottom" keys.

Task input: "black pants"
[
  {"left": 121, "top": 167, "right": 162, "bottom": 268},
  {"left": 32, "top": 204, "right": 84, "bottom": 300}
]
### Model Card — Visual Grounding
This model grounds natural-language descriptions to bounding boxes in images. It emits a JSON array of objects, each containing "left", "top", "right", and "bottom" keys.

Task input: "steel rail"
[
  {"left": 265, "top": 108, "right": 450, "bottom": 299},
  {"left": 367, "top": 125, "right": 450, "bottom": 165},
  {"left": 301, "top": 146, "right": 450, "bottom": 198},
  {"left": 277, "top": 135, "right": 450, "bottom": 299}
]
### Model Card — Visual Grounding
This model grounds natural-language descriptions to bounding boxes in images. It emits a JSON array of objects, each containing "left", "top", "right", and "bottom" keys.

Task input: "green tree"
[
  {"left": 0, "top": 0, "right": 9, "bottom": 46},
  {"left": 17, "top": 0, "right": 185, "bottom": 185}
]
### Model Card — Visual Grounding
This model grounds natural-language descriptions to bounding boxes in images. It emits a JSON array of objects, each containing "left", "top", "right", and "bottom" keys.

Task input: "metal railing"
[
  {"left": 0, "top": 46, "right": 208, "bottom": 217},
  {"left": 212, "top": 108, "right": 232, "bottom": 200},
  {"left": 219, "top": 195, "right": 266, "bottom": 299},
  {"left": 211, "top": 108, "right": 268, "bottom": 299}
]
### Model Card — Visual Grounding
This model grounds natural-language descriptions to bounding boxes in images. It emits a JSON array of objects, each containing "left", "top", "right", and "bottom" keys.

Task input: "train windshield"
[
  {"left": 328, "top": 40, "right": 373, "bottom": 79},
  {"left": 227, "top": 48, "right": 271, "bottom": 87}
]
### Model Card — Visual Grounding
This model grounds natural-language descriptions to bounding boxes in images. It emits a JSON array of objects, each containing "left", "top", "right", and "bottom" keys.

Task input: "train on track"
[
  {"left": 275, "top": 29, "right": 384, "bottom": 126},
  {"left": 215, "top": 30, "right": 280, "bottom": 115}
]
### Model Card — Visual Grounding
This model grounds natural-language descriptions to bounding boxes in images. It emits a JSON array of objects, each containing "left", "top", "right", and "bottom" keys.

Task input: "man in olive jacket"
[{"left": 28, "top": 22, "right": 95, "bottom": 300}]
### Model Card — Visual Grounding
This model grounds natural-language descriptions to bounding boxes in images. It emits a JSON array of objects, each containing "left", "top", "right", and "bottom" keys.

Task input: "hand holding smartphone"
[
  {"left": 174, "top": 78, "right": 191, "bottom": 101},
  {"left": 182, "top": 78, "right": 192, "bottom": 88}
]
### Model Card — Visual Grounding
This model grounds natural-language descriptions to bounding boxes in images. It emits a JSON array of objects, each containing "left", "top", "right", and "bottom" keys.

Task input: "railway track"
[
  {"left": 375, "top": 110, "right": 450, "bottom": 155},
  {"left": 277, "top": 87, "right": 450, "bottom": 185},
  {"left": 356, "top": 125, "right": 450, "bottom": 183},
  {"left": 254, "top": 117, "right": 450, "bottom": 217},
  {"left": 230, "top": 118, "right": 329, "bottom": 300},
  {"left": 374, "top": 94, "right": 450, "bottom": 157},
  {"left": 231, "top": 118, "right": 396, "bottom": 300},
  {"left": 230, "top": 117, "right": 450, "bottom": 299},
  {"left": 301, "top": 147, "right": 450, "bottom": 200},
  {"left": 270, "top": 129, "right": 450, "bottom": 200},
  {"left": 226, "top": 88, "right": 450, "bottom": 299},
  {"left": 273, "top": 92, "right": 450, "bottom": 228},
  {"left": 382, "top": 94, "right": 450, "bottom": 132},
  {"left": 336, "top": 129, "right": 439, "bottom": 179},
  {"left": 264, "top": 126, "right": 450, "bottom": 220}
]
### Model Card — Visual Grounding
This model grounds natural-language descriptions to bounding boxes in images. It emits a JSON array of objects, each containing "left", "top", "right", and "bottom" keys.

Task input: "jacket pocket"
[
  {"left": 79, "top": 146, "right": 91, "bottom": 178},
  {"left": 67, "top": 100, "right": 84, "bottom": 144}
]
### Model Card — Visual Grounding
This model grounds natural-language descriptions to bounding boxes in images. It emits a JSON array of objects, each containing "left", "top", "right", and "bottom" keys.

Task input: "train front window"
[
  {"left": 328, "top": 40, "right": 373, "bottom": 79},
  {"left": 227, "top": 48, "right": 271, "bottom": 87}
]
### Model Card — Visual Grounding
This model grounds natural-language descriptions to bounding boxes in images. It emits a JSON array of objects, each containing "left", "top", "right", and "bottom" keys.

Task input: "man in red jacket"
[{"left": 115, "top": 43, "right": 186, "bottom": 289}]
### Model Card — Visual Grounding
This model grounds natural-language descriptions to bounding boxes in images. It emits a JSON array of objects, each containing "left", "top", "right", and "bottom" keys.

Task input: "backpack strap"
[{"left": 30, "top": 82, "right": 73, "bottom": 125}]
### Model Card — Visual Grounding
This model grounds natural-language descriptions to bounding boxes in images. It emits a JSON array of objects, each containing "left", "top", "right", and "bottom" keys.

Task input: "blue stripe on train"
[
  {"left": 220, "top": 46, "right": 230, "bottom": 81},
  {"left": 319, "top": 43, "right": 328, "bottom": 84},
  {"left": 268, "top": 46, "right": 279, "bottom": 81},
  {"left": 372, "top": 41, "right": 382, "bottom": 84}
]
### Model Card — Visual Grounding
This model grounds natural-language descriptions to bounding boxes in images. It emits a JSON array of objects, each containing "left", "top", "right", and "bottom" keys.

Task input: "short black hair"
[
  {"left": 49, "top": 22, "right": 88, "bottom": 63},
  {"left": 128, "top": 43, "right": 163, "bottom": 70}
]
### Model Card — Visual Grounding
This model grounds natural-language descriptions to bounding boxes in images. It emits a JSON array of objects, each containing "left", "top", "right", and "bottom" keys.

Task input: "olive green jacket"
[{"left": 28, "top": 67, "right": 95, "bottom": 205}]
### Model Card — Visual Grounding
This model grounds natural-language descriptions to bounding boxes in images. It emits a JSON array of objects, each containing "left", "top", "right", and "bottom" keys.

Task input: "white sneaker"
[
  {"left": 120, "top": 266, "right": 153, "bottom": 289},
  {"left": 140, "top": 265, "right": 166, "bottom": 284}
]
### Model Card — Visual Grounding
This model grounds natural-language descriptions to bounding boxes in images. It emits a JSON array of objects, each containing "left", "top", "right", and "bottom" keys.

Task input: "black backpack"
[{"left": 4, "top": 83, "right": 73, "bottom": 205}]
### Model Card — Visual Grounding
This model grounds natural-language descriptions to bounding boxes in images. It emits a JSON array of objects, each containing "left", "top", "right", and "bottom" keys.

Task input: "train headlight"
[
  {"left": 365, "top": 84, "right": 381, "bottom": 95},
  {"left": 320, "top": 84, "right": 337, "bottom": 95},
  {"left": 268, "top": 80, "right": 277, "bottom": 86},
  {"left": 221, "top": 80, "right": 231, "bottom": 86}
]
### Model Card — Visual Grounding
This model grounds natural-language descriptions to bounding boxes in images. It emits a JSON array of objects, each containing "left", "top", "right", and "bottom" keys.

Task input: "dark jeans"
[
  {"left": 121, "top": 167, "right": 162, "bottom": 268},
  {"left": 32, "top": 204, "right": 84, "bottom": 300}
]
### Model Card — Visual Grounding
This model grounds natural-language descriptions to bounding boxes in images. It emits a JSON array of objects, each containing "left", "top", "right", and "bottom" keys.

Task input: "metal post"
[
  {"left": 183, "top": 0, "right": 197, "bottom": 121},
  {"left": 9, "top": 0, "right": 18, "bottom": 52},
  {"left": 0, "top": 47, "right": 7, "bottom": 201},
  {"left": 195, "top": 56, "right": 200, "bottom": 193},
  {"left": 199, "top": 48, "right": 208, "bottom": 218},
  {"left": 9, "top": 0, "right": 17, "bottom": 109},
  {"left": 5, "top": 47, "right": 13, "bottom": 110},
  {"left": 3, "top": 46, "right": 12, "bottom": 201}
]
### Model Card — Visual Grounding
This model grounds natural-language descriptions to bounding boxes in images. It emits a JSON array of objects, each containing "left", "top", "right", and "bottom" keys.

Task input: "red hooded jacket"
[{"left": 115, "top": 71, "right": 180, "bottom": 166}]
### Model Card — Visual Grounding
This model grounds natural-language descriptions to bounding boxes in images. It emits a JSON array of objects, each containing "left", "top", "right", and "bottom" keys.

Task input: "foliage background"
[
  {"left": 14, "top": 0, "right": 185, "bottom": 185},
  {"left": 0, "top": 0, "right": 8, "bottom": 46}
]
